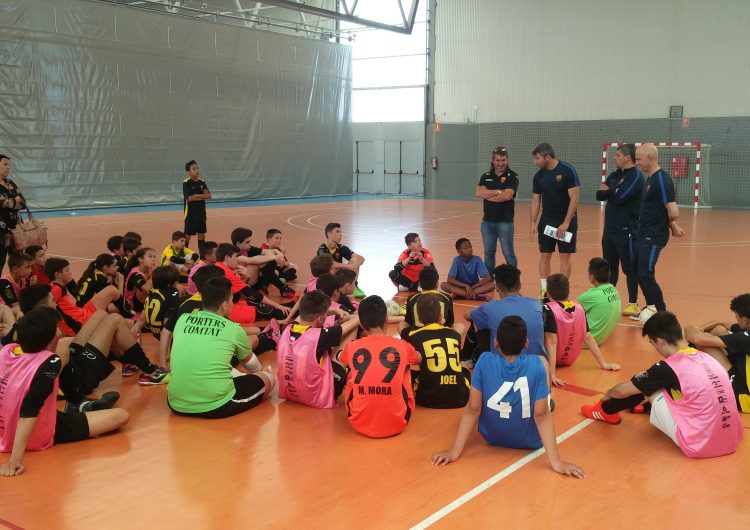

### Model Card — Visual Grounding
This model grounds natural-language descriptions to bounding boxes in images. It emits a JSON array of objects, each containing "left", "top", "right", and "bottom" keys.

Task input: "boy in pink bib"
[
  {"left": 0, "top": 307, "right": 128, "bottom": 477},
  {"left": 582, "top": 311, "right": 743, "bottom": 458}
]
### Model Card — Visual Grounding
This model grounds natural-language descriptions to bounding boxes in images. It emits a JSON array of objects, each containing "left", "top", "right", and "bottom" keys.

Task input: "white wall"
[{"left": 434, "top": 0, "right": 750, "bottom": 122}]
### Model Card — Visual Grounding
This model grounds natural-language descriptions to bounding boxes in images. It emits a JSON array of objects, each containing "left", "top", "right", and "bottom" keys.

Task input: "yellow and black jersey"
[
  {"left": 164, "top": 293, "right": 203, "bottom": 333},
  {"left": 402, "top": 323, "right": 469, "bottom": 409},
  {"left": 183, "top": 178, "right": 209, "bottom": 219},
  {"left": 143, "top": 287, "right": 181, "bottom": 337},
  {"left": 0, "top": 323, "right": 18, "bottom": 346},
  {"left": 404, "top": 290, "right": 455, "bottom": 328},
  {"left": 316, "top": 242, "right": 353, "bottom": 264},
  {"left": 77, "top": 270, "right": 111, "bottom": 307}
]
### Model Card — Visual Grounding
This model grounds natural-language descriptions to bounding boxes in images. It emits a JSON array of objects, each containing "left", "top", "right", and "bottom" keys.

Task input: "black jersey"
[
  {"left": 404, "top": 290, "right": 455, "bottom": 328},
  {"left": 77, "top": 270, "right": 111, "bottom": 307},
  {"left": 143, "top": 287, "right": 181, "bottom": 337},
  {"left": 402, "top": 324, "right": 469, "bottom": 409},
  {"left": 164, "top": 293, "right": 203, "bottom": 333}
]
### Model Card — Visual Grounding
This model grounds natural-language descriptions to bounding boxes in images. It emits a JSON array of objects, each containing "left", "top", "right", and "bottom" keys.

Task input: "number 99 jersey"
[
  {"left": 472, "top": 353, "right": 550, "bottom": 450},
  {"left": 403, "top": 324, "right": 469, "bottom": 409},
  {"left": 340, "top": 335, "right": 421, "bottom": 438}
]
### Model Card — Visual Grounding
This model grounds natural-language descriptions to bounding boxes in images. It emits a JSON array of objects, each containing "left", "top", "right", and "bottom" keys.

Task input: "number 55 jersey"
[
  {"left": 473, "top": 353, "right": 550, "bottom": 450},
  {"left": 340, "top": 334, "right": 421, "bottom": 438},
  {"left": 402, "top": 324, "right": 470, "bottom": 409}
]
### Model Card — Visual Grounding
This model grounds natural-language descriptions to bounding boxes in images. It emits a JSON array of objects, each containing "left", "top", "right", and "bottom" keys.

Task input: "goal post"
[{"left": 601, "top": 142, "right": 710, "bottom": 209}]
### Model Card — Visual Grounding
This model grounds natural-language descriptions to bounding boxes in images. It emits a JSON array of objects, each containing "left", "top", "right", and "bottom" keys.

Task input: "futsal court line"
[
  {"left": 409, "top": 419, "right": 594, "bottom": 530},
  {"left": 0, "top": 517, "right": 25, "bottom": 530}
]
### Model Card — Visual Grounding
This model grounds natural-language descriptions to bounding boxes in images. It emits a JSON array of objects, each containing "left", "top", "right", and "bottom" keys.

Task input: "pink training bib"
[
  {"left": 277, "top": 326, "right": 336, "bottom": 409},
  {"left": 546, "top": 301, "right": 586, "bottom": 366}
]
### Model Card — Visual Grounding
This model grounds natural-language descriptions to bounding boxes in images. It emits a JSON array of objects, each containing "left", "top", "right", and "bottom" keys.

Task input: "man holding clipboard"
[{"left": 530, "top": 143, "right": 580, "bottom": 299}]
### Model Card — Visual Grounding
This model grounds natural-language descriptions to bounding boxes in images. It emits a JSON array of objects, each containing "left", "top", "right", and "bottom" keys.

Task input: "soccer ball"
[
  {"left": 639, "top": 305, "right": 657, "bottom": 326},
  {"left": 385, "top": 299, "right": 401, "bottom": 316}
]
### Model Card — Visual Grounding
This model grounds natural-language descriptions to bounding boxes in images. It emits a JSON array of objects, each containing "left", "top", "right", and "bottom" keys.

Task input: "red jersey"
[
  {"left": 215, "top": 262, "right": 248, "bottom": 295},
  {"left": 30, "top": 265, "right": 51, "bottom": 286},
  {"left": 50, "top": 283, "right": 84, "bottom": 336},
  {"left": 396, "top": 248, "right": 433, "bottom": 283},
  {"left": 340, "top": 335, "right": 420, "bottom": 438}
]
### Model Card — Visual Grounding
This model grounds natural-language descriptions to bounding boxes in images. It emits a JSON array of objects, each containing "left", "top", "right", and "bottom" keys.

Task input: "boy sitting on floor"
[
  {"left": 399, "top": 266, "right": 456, "bottom": 333},
  {"left": 581, "top": 311, "right": 743, "bottom": 458},
  {"left": 431, "top": 315, "right": 585, "bottom": 478},
  {"left": 261, "top": 228, "right": 298, "bottom": 283},
  {"left": 318, "top": 222, "right": 366, "bottom": 298},
  {"left": 168, "top": 277, "right": 275, "bottom": 419},
  {"left": 389, "top": 232, "right": 434, "bottom": 292},
  {"left": 0, "top": 307, "right": 130, "bottom": 477},
  {"left": 402, "top": 294, "right": 470, "bottom": 409},
  {"left": 25, "top": 246, "right": 50, "bottom": 286},
  {"left": 277, "top": 290, "right": 359, "bottom": 409},
  {"left": 441, "top": 238, "right": 495, "bottom": 301},
  {"left": 339, "top": 296, "right": 420, "bottom": 438},
  {"left": 544, "top": 274, "right": 620, "bottom": 387},
  {"left": 0, "top": 253, "right": 34, "bottom": 317},
  {"left": 576, "top": 258, "right": 621, "bottom": 346},
  {"left": 161, "top": 231, "right": 198, "bottom": 283}
]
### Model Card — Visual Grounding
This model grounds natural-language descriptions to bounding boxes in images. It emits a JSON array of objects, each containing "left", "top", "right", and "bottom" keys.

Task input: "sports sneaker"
[
  {"left": 538, "top": 287, "right": 548, "bottom": 301},
  {"left": 630, "top": 304, "right": 657, "bottom": 322},
  {"left": 280, "top": 285, "right": 297, "bottom": 299},
  {"left": 261, "top": 318, "right": 281, "bottom": 347},
  {"left": 622, "top": 302, "right": 641, "bottom": 316},
  {"left": 397, "top": 285, "right": 410, "bottom": 292},
  {"left": 138, "top": 367, "right": 170, "bottom": 386},
  {"left": 353, "top": 285, "right": 366, "bottom": 298},
  {"left": 581, "top": 401, "right": 622, "bottom": 424},
  {"left": 121, "top": 363, "right": 140, "bottom": 377},
  {"left": 65, "top": 391, "right": 121, "bottom": 414}
]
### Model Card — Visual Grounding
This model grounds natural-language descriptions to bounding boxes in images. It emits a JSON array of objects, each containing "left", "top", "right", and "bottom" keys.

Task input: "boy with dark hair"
[
  {"left": 186, "top": 240, "right": 218, "bottom": 295},
  {"left": 76, "top": 254, "right": 121, "bottom": 308},
  {"left": 44, "top": 258, "right": 121, "bottom": 336},
  {"left": 0, "top": 253, "right": 34, "bottom": 316},
  {"left": 684, "top": 293, "right": 750, "bottom": 413},
  {"left": 576, "top": 258, "right": 621, "bottom": 345},
  {"left": 182, "top": 160, "right": 211, "bottom": 249},
  {"left": 339, "top": 295, "right": 421, "bottom": 438},
  {"left": 441, "top": 238, "right": 494, "bottom": 300},
  {"left": 334, "top": 268, "right": 358, "bottom": 314},
  {"left": 277, "top": 290, "right": 359, "bottom": 409},
  {"left": 431, "top": 316, "right": 585, "bottom": 478},
  {"left": 106, "top": 235, "right": 125, "bottom": 273},
  {"left": 389, "top": 232, "right": 434, "bottom": 292},
  {"left": 123, "top": 231, "right": 142, "bottom": 244},
  {"left": 582, "top": 311, "right": 743, "bottom": 458},
  {"left": 318, "top": 222, "right": 366, "bottom": 298},
  {"left": 168, "top": 277, "right": 275, "bottom": 418},
  {"left": 214, "top": 243, "right": 291, "bottom": 324},
  {"left": 230, "top": 227, "right": 288, "bottom": 294},
  {"left": 25, "top": 246, "right": 50, "bottom": 286},
  {"left": 161, "top": 231, "right": 198, "bottom": 283},
  {"left": 402, "top": 294, "right": 469, "bottom": 409},
  {"left": 543, "top": 274, "right": 620, "bottom": 387},
  {"left": 133, "top": 266, "right": 181, "bottom": 369},
  {"left": 119, "top": 237, "right": 141, "bottom": 276},
  {"left": 464, "top": 264, "right": 545, "bottom": 362},
  {"left": 0, "top": 307, "right": 130, "bottom": 477},
  {"left": 307, "top": 254, "right": 335, "bottom": 293},
  {"left": 400, "top": 266, "right": 455, "bottom": 331}
]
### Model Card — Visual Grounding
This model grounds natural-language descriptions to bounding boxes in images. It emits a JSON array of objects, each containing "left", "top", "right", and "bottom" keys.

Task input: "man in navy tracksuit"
[
  {"left": 596, "top": 143, "right": 644, "bottom": 316},
  {"left": 633, "top": 144, "right": 686, "bottom": 317}
]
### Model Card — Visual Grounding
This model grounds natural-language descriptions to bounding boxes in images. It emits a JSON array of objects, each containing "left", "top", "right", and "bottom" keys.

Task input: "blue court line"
[{"left": 32, "top": 193, "right": 422, "bottom": 220}]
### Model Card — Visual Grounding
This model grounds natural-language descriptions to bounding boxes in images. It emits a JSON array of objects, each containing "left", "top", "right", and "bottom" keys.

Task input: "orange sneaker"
[{"left": 581, "top": 401, "right": 622, "bottom": 425}]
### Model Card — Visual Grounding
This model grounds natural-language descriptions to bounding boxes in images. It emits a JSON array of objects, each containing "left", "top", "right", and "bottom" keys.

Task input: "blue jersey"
[
  {"left": 532, "top": 160, "right": 580, "bottom": 222},
  {"left": 639, "top": 169, "right": 676, "bottom": 241},
  {"left": 448, "top": 255, "right": 489, "bottom": 285},
  {"left": 472, "top": 352, "right": 550, "bottom": 450},
  {"left": 596, "top": 166, "right": 644, "bottom": 235},
  {"left": 470, "top": 295, "right": 545, "bottom": 356}
]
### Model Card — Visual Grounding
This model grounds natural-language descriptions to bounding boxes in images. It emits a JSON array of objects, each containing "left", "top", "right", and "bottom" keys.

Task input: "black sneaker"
[{"left": 65, "top": 391, "right": 121, "bottom": 414}]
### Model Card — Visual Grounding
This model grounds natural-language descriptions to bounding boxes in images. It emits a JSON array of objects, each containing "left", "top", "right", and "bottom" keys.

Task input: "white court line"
[
  {"left": 382, "top": 213, "right": 476, "bottom": 235},
  {"left": 410, "top": 419, "right": 594, "bottom": 530}
]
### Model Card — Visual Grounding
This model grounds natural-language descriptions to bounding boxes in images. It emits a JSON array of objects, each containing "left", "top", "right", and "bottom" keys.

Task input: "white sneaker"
[
  {"left": 417, "top": 286, "right": 423, "bottom": 292},
  {"left": 398, "top": 285, "right": 410, "bottom": 292}
]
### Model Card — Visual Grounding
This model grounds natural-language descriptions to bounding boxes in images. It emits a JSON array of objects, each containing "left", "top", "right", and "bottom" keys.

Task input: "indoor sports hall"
[{"left": 1, "top": 1, "right": 749, "bottom": 529}]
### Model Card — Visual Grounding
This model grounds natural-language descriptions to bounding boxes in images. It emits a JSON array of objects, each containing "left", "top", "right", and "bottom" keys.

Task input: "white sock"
[{"left": 541, "top": 278, "right": 547, "bottom": 290}]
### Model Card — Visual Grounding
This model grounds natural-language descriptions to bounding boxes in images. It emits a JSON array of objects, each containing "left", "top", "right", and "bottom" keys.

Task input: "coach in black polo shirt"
[
  {"left": 530, "top": 143, "right": 580, "bottom": 297},
  {"left": 633, "top": 143, "right": 685, "bottom": 316},
  {"left": 475, "top": 146, "right": 519, "bottom": 271},
  {"left": 596, "top": 143, "right": 644, "bottom": 316}
]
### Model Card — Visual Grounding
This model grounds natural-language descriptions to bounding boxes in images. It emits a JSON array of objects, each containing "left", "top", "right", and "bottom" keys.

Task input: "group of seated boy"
[{"left": 0, "top": 221, "right": 746, "bottom": 478}]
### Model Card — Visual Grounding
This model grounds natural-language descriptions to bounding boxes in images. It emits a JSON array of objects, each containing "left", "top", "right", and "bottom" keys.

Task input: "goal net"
[{"left": 602, "top": 142, "right": 711, "bottom": 208}]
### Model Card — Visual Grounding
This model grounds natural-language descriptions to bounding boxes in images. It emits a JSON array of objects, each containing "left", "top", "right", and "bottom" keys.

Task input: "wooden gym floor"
[{"left": 1, "top": 197, "right": 749, "bottom": 529}]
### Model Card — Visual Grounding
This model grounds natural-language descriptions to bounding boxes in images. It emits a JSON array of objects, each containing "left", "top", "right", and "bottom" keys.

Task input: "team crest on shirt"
[
  {"left": 555, "top": 175, "right": 562, "bottom": 181},
  {"left": 500, "top": 176, "right": 506, "bottom": 183}
]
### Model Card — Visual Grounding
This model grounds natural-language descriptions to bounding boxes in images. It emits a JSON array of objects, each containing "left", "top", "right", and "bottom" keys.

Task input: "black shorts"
[
  {"left": 170, "top": 374, "right": 267, "bottom": 419},
  {"left": 54, "top": 411, "right": 90, "bottom": 444},
  {"left": 332, "top": 361, "right": 347, "bottom": 400},
  {"left": 184, "top": 215, "right": 207, "bottom": 236},
  {"left": 538, "top": 217, "right": 577, "bottom": 253},
  {"left": 67, "top": 343, "right": 115, "bottom": 395}
]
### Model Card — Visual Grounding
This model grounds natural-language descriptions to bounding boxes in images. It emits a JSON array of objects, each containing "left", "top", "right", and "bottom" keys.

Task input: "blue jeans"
[{"left": 480, "top": 221, "right": 517, "bottom": 272}]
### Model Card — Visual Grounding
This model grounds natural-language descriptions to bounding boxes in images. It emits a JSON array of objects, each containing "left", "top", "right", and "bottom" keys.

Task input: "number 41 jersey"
[
  {"left": 473, "top": 353, "right": 550, "bottom": 450},
  {"left": 340, "top": 335, "right": 421, "bottom": 438}
]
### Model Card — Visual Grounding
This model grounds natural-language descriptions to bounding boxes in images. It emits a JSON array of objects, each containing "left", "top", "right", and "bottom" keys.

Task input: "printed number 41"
[{"left": 486, "top": 377, "right": 530, "bottom": 419}]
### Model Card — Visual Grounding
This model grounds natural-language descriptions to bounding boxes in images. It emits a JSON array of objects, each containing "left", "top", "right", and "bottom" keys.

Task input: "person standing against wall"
[
  {"left": 632, "top": 144, "right": 685, "bottom": 317},
  {"left": 183, "top": 160, "right": 211, "bottom": 251},
  {"left": 0, "top": 154, "right": 26, "bottom": 272},
  {"left": 596, "top": 143, "right": 644, "bottom": 316},
  {"left": 530, "top": 143, "right": 580, "bottom": 298},
  {"left": 475, "top": 146, "right": 519, "bottom": 272}
]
